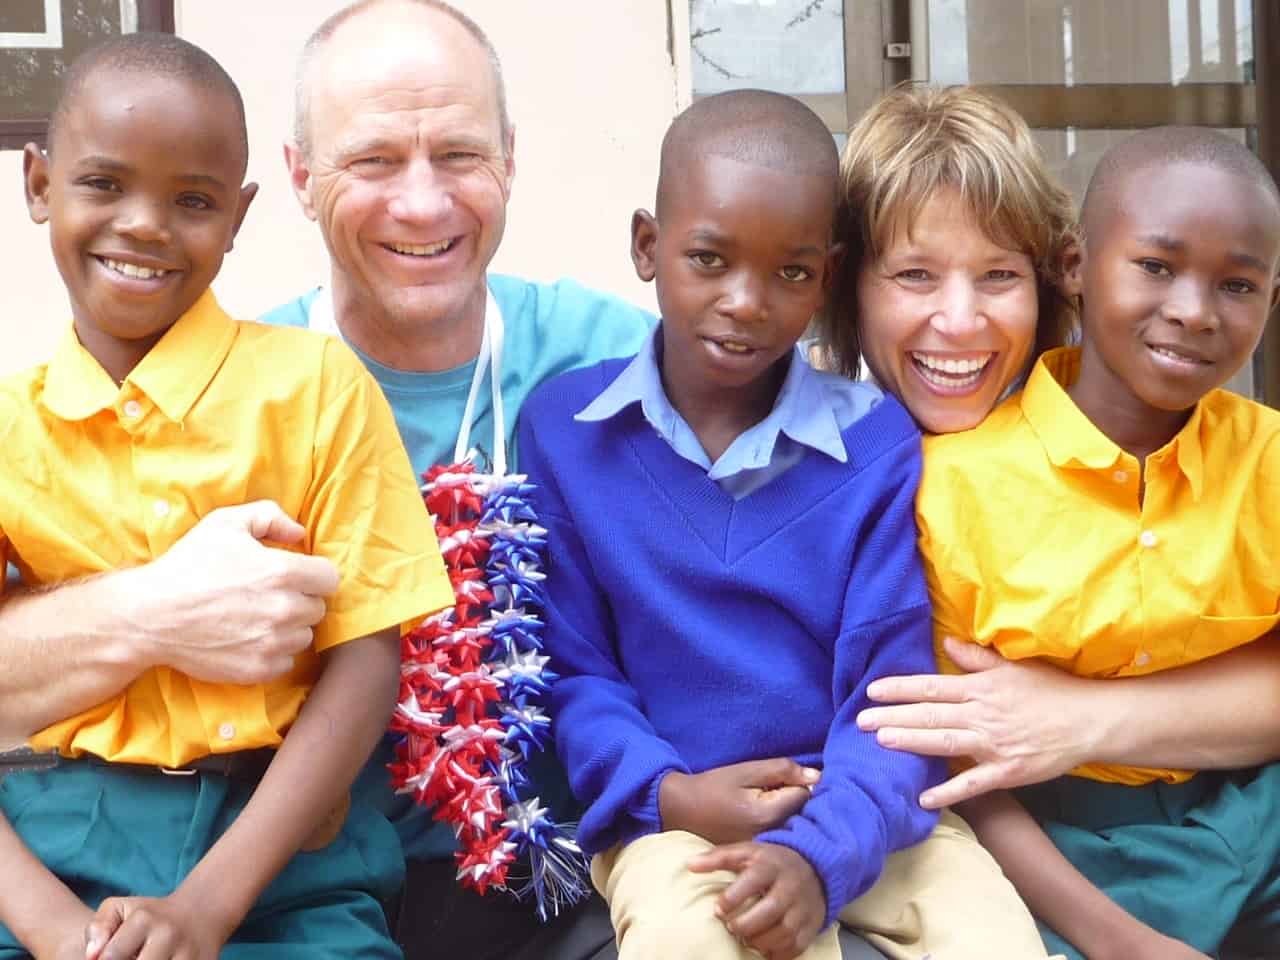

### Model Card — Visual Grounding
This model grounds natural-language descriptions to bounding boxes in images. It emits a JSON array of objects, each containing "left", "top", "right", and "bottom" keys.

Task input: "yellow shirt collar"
[
  {"left": 1020, "top": 346, "right": 1205, "bottom": 500},
  {"left": 41, "top": 289, "right": 237, "bottom": 425}
]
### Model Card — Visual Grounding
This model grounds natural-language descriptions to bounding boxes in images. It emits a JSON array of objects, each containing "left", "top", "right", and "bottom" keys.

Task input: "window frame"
[{"left": 0, "top": 0, "right": 175, "bottom": 150}]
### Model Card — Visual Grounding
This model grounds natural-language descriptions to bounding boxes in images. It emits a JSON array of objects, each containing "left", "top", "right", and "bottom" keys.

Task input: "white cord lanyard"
[
  {"left": 454, "top": 293, "right": 507, "bottom": 477},
  {"left": 307, "top": 287, "right": 507, "bottom": 476}
]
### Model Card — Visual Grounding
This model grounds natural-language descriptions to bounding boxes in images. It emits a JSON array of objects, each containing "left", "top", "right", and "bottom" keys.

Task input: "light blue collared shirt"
[{"left": 576, "top": 327, "right": 882, "bottom": 499}]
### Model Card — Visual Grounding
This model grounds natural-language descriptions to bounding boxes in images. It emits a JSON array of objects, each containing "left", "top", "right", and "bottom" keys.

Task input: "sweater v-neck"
[{"left": 620, "top": 395, "right": 916, "bottom": 564}]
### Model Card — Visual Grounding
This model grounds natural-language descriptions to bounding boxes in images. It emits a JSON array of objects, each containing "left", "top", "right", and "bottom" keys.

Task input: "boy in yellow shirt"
[
  {"left": 917, "top": 126, "right": 1280, "bottom": 958},
  {"left": 0, "top": 33, "right": 452, "bottom": 959}
]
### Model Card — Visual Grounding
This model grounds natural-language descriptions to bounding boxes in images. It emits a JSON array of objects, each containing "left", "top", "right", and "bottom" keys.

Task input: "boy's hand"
[
  {"left": 688, "top": 841, "right": 825, "bottom": 960},
  {"left": 84, "top": 894, "right": 233, "bottom": 960},
  {"left": 659, "top": 759, "right": 819, "bottom": 844}
]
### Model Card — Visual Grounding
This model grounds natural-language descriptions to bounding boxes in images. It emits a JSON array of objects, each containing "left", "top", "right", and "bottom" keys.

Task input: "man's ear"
[
  {"left": 631, "top": 209, "right": 659, "bottom": 283},
  {"left": 1060, "top": 239, "right": 1084, "bottom": 298},
  {"left": 283, "top": 141, "right": 317, "bottom": 221},
  {"left": 225, "top": 182, "right": 259, "bottom": 252},
  {"left": 503, "top": 125, "right": 517, "bottom": 196},
  {"left": 23, "top": 143, "right": 51, "bottom": 224}
]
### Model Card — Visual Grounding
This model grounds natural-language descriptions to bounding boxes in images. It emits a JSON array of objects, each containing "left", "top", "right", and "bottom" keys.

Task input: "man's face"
[
  {"left": 289, "top": 7, "right": 514, "bottom": 335},
  {"left": 26, "top": 71, "right": 254, "bottom": 373}
]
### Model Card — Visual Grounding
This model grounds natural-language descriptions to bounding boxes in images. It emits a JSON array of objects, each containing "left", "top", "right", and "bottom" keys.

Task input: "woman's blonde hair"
[{"left": 819, "top": 84, "right": 1079, "bottom": 379}]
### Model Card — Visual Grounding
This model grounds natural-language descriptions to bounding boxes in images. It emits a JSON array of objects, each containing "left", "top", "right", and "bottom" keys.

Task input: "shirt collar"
[
  {"left": 1021, "top": 345, "right": 1205, "bottom": 498},
  {"left": 575, "top": 325, "right": 848, "bottom": 466},
  {"left": 41, "top": 289, "right": 237, "bottom": 424}
]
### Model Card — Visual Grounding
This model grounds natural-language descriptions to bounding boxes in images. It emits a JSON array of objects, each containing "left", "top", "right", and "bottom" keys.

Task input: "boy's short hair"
[
  {"left": 1081, "top": 125, "right": 1280, "bottom": 237},
  {"left": 49, "top": 32, "right": 247, "bottom": 170},
  {"left": 655, "top": 89, "right": 839, "bottom": 218},
  {"left": 821, "top": 83, "right": 1079, "bottom": 379}
]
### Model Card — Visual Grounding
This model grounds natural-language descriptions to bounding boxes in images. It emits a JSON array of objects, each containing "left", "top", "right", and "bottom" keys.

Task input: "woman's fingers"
[{"left": 863, "top": 672, "right": 971, "bottom": 706}]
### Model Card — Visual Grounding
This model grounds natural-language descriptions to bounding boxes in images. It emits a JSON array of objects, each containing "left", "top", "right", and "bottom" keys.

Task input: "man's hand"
[
  {"left": 128, "top": 500, "right": 339, "bottom": 684},
  {"left": 659, "top": 759, "right": 819, "bottom": 845},
  {"left": 856, "top": 637, "right": 1094, "bottom": 808},
  {"left": 688, "top": 841, "right": 825, "bottom": 960},
  {"left": 84, "top": 893, "right": 233, "bottom": 960}
]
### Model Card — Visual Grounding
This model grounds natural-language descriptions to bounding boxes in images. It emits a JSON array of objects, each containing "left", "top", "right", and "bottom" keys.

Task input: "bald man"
[{"left": 261, "top": 2, "right": 655, "bottom": 957}]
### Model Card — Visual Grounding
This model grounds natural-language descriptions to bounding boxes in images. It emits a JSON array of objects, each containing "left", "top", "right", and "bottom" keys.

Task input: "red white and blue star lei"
[{"left": 389, "top": 456, "right": 590, "bottom": 920}]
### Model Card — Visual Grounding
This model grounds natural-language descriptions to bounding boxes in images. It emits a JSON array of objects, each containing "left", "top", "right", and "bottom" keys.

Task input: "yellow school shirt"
[
  {"left": 918, "top": 347, "right": 1280, "bottom": 785},
  {"left": 0, "top": 290, "right": 454, "bottom": 767}
]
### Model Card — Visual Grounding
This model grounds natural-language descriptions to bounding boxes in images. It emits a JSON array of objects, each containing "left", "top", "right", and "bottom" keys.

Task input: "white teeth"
[
  {"left": 1150, "top": 345, "right": 1203, "bottom": 364},
  {"left": 103, "top": 258, "right": 168, "bottom": 280},
  {"left": 389, "top": 239, "right": 454, "bottom": 257},
  {"left": 910, "top": 352, "right": 992, "bottom": 375},
  {"left": 717, "top": 340, "right": 751, "bottom": 354}
]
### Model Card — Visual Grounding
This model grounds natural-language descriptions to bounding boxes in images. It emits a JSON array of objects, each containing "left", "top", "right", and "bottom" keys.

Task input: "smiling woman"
[{"left": 820, "top": 85, "right": 1079, "bottom": 431}]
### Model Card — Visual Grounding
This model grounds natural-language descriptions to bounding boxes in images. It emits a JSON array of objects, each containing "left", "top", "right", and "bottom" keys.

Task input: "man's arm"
[
  {"left": 86, "top": 627, "right": 399, "bottom": 957},
  {"left": 0, "top": 501, "right": 338, "bottom": 748},
  {"left": 957, "top": 791, "right": 1209, "bottom": 960},
  {"left": 857, "top": 633, "right": 1280, "bottom": 809}
]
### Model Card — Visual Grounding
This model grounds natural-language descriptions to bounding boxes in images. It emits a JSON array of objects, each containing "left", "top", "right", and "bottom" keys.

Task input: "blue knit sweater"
[{"left": 518, "top": 359, "right": 942, "bottom": 927}]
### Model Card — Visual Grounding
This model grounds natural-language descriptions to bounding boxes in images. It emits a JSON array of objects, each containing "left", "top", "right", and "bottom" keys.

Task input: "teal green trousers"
[
  {"left": 0, "top": 763, "right": 404, "bottom": 958},
  {"left": 1017, "top": 763, "right": 1280, "bottom": 959}
]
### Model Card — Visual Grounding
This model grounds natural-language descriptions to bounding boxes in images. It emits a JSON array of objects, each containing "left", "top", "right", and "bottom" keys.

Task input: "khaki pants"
[{"left": 591, "top": 810, "right": 1056, "bottom": 960}]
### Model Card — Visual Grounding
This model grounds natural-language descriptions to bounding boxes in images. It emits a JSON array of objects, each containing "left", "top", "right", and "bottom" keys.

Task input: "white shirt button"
[
  {"left": 153, "top": 500, "right": 171, "bottom": 518},
  {"left": 1113, "top": 469, "right": 1129, "bottom": 483},
  {"left": 122, "top": 400, "right": 142, "bottom": 419},
  {"left": 1134, "top": 651, "right": 1151, "bottom": 667},
  {"left": 217, "top": 722, "right": 236, "bottom": 741},
  {"left": 1139, "top": 530, "right": 1158, "bottom": 548}
]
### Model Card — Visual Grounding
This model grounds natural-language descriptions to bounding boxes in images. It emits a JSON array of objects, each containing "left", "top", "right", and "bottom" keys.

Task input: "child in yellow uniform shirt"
[
  {"left": 916, "top": 127, "right": 1280, "bottom": 958},
  {"left": 0, "top": 33, "right": 452, "bottom": 960}
]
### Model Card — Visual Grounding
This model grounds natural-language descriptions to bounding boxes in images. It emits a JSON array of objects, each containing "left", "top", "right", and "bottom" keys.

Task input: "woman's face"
[{"left": 856, "top": 189, "right": 1040, "bottom": 434}]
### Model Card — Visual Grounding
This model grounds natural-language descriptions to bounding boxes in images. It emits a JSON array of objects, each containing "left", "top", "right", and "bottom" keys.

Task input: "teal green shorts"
[
  {"left": 0, "top": 762, "right": 405, "bottom": 958},
  {"left": 1016, "top": 763, "right": 1280, "bottom": 958}
]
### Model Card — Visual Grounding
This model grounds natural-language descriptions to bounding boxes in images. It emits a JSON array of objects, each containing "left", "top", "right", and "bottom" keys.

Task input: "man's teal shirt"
[{"left": 261, "top": 274, "right": 653, "bottom": 860}]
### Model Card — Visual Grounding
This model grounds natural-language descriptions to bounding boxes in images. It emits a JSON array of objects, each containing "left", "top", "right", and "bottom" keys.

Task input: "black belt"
[{"left": 0, "top": 746, "right": 276, "bottom": 786}]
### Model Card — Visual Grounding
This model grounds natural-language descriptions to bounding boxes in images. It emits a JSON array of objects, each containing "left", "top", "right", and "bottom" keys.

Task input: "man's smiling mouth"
[{"left": 385, "top": 238, "right": 457, "bottom": 257}]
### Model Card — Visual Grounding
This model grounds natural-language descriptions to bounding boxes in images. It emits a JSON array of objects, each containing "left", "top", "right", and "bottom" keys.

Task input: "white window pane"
[{"left": 690, "top": 0, "right": 845, "bottom": 97}]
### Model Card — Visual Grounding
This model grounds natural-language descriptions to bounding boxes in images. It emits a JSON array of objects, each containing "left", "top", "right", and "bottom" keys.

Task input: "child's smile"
[
  {"left": 1067, "top": 160, "right": 1280, "bottom": 442},
  {"left": 25, "top": 69, "right": 254, "bottom": 382}
]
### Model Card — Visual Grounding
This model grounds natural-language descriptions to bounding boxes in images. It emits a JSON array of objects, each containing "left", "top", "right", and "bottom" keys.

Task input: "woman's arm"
[{"left": 857, "top": 634, "right": 1280, "bottom": 809}]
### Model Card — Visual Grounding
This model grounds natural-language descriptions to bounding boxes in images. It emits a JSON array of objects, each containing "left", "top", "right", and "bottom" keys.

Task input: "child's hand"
[
  {"left": 84, "top": 894, "right": 232, "bottom": 960},
  {"left": 688, "top": 840, "right": 825, "bottom": 960},
  {"left": 659, "top": 759, "right": 819, "bottom": 844}
]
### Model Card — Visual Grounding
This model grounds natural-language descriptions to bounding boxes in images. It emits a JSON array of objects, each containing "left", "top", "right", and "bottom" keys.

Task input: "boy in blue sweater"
[{"left": 518, "top": 91, "right": 1053, "bottom": 960}]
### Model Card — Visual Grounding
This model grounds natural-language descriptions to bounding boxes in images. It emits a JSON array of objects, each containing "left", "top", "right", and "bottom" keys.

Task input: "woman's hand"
[{"left": 856, "top": 637, "right": 1100, "bottom": 808}]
